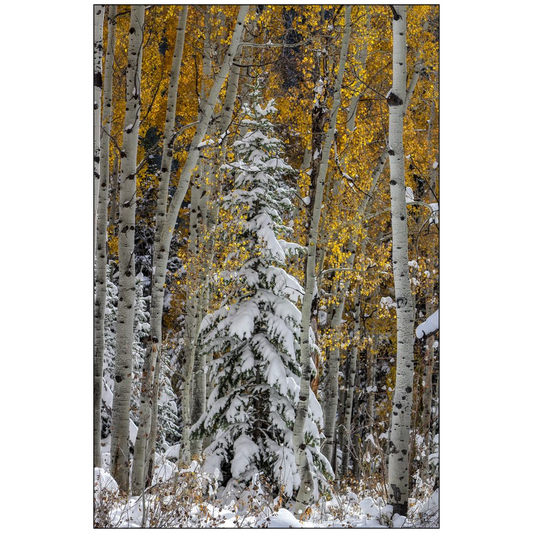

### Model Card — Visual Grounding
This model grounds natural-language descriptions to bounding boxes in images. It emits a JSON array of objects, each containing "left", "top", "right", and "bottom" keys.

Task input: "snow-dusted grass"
[{"left": 94, "top": 465, "right": 439, "bottom": 528}]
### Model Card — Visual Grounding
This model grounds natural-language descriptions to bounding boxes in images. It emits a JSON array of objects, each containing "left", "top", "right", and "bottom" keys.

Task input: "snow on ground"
[{"left": 94, "top": 468, "right": 439, "bottom": 528}]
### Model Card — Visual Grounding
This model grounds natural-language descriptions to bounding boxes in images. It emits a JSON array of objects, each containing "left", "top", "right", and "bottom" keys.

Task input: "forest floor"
[{"left": 94, "top": 463, "right": 439, "bottom": 528}]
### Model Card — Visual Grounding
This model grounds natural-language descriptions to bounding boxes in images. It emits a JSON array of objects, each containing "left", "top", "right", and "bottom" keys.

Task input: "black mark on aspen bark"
[
  {"left": 94, "top": 71, "right": 103, "bottom": 89},
  {"left": 390, "top": 6, "right": 401, "bottom": 20},
  {"left": 387, "top": 92, "right": 403, "bottom": 107},
  {"left": 390, "top": 180, "right": 397, "bottom": 185}
]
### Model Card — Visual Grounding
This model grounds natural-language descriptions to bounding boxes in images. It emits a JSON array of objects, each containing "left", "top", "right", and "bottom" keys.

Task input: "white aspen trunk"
[
  {"left": 131, "top": 6, "right": 188, "bottom": 494},
  {"left": 181, "top": 169, "right": 203, "bottom": 464},
  {"left": 341, "top": 295, "right": 360, "bottom": 476},
  {"left": 293, "top": 6, "right": 352, "bottom": 514},
  {"left": 145, "top": 5, "right": 248, "bottom": 469},
  {"left": 110, "top": 5, "right": 145, "bottom": 493},
  {"left": 386, "top": 5, "right": 415, "bottom": 517},
  {"left": 322, "top": 248, "right": 355, "bottom": 468},
  {"left": 423, "top": 96, "right": 438, "bottom": 473},
  {"left": 157, "top": 5, "right": 248, "bottom": 256},
  {"left": 143, "top": 8, "right": 191, "bottom": 483},
  {"left": 359, "top": 46, "right": 423, "bottom": 217},
  {"left": 421, "top": 333, "right": 435, "bottom": 457},
  {"left": 94, "top": 5, "right": 117, "bottom": 469},
  {"left": 109, "top": 155, "right": 119, "bottom": 239},
  {"left": 131, "top": 341, "right": 158, "bottom": 495},
  {"left": 325, "top": 49, "right": 422, "bottom": 478},
  {"left": 196, "top": 62, "right": 242, "bottom": 454},
  {"left": 366, "top": 341, "right": 376, "bottom": 433},
  {"left": 186, "top": 15, "right": 211, "bottom": 460},
  {"left": 346, "top": 6, "right": 370, "bottom": 133},
  {"left": 150, "top": 4, "right": 247, "bottom": 328},
  {"left": 144, "top": 353, "right": 162, "bottom": 485},
  {"left": 94, "top": 6, "right": 105, "bottom": 249}
]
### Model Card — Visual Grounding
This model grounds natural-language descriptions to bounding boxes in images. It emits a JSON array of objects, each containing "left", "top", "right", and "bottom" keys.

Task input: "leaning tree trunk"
[
  {"left": 110, "top": 5, "right": 145, "bottom": 493},
  {"left": 293, "top": 6, "right": 352, "bottom": 515},
  {"left": 386, "top": 5, "right": 415, "bottom": 517},
  {"left": 131, "top": 5, "right": 188, "bottom": 495},
  {"left": 94, "top": 4, "right": 117, "bottom": 469},
  {"left": 144, "top": 5, "right": 248, "bottom": 469},
  {"left": 192, "top": 60, "right": 243, "bottom": 455},
  {"left": 94, "top": 6, "right": 104, "bottom": 249}
]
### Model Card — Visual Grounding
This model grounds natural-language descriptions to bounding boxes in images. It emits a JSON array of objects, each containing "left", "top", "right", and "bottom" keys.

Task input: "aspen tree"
[
  {"left": 127, "top": 6, "right": 248, "bottom": 472},
  {"left": 131, "top": 5, "right": 188, "bottom": 495},
  {"left": 386, "top": 5, "right": 416, "bottom": 516},
  {"left": 322, "top": 246, "right": 355, "bottom": 468},
  {"left": 346, "top": 7, "right": 370, "bottom": 134},
  {"left": 94, "top": 4, "right": 117, "bottom": 469},
  {"left": 340, "top": 293, "right": 361, "bottom": 477},
  {"left": 146, "top": 4, "right": 248, "bottom": 468},
  {"left": 182, "top": 10, "right": 212, "bottom": 463},
  {"left": 189, "top": 12, "right": 249, "bottom": 454},
  {"left": 421, "top": 87, "right": 439, "bottom": 471},
  {"left": 191, "top": 61, "right": 243, "bottom": 456},
  {"left": 293, "top": 5, "right": 352, "bottom": 514},
  {"left": 94, "top": 5, "right": 104, "bottom": 245},
  {"left": 110, "top": 5, "right": 145, "bottom": 493}
]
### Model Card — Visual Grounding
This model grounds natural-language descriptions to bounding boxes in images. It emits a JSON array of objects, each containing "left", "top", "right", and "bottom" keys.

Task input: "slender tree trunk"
[
  {"left": 109, "top": 155, "right": 119, "bottom": 245},
  {"left": 293, "top": 6, "right": 352, "bottom": 514},
  {"left": 94, "top": 5, "right": 117, "bottom": 469},
  {"left": 386, "top": 5, "right": 415, "bottom": 517},
  {"left": 181, "top": 168, "right": 203, "bottom": 464},
  {"left": 110, "top": 5, "right": 145, "bottom": 493},
  {"left": 146, "top": 5, "right": 248, "bottom": 468},
  {"left": 422, "top": 97, "right": 438, "bottom": 473},
  {"left": 94, "top": 6, "right": 105, "bottom": 248},
  {"left": 366, "top": 341, "right": 376, "bottom": 438},
  {"left": 194, "top": 62, "right": 242, "bottom": 454},
  {"left": 341, "top": 295, "right": 360, "bottom": 476},
  {"left": 185, "top": 14, "right": 212, "bottom": 460},
  {"left": 322, "top": 248, "right": 355, "bottom": 467},
  {"left": 144, "top": 352, "right": 162, "bottom": 485},
  {"left": 131, "top": 6, "right": 188, "bottom": 495},
  {"left": 346, "top": 6, "right": 370, "bottom": 133}
]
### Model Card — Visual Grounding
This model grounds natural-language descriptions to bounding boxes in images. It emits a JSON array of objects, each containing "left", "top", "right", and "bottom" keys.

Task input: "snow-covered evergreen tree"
[
  {"left": 192, "top": 91, "right": 332, "bottom": 499},
  {"left": 99, "top": 267, "right": 181, "bottom": 469}
]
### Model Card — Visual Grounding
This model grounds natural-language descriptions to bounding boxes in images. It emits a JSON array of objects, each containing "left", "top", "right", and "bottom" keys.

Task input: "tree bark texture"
[
  {"left": 386, "top": 5, "right": 416, "bottom": 517},
  {"left": 322, "top": 247, "right": 355, "bottom": 468},
  {"left": 293, "top": 6, "right": 352, "bottom": 514},
  {"left": 94, "top": 4, "right": 117, "bottom": 469},
  {"left": 94, "top": 6, "right": 105, "bottom": 248},
  {"left": 144, "top": 5, "right": 248, "bottom": 468},
  {"left": 110, "top": 5, "right": 145, "bottom": 493},
  {"left": 131, "top": 5, "right": 188, "bottom": 495},
  {"left": 340, "top": 295, "right": 360, "bottom": 477}
]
